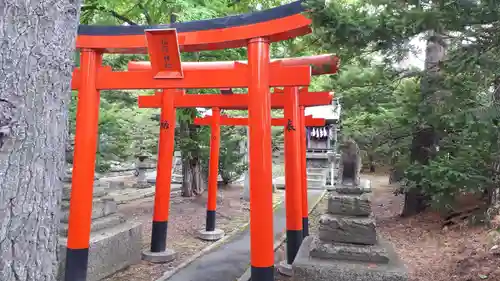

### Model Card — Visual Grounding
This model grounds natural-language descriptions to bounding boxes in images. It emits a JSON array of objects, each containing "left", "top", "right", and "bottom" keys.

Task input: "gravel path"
[{"left": 102, "top": 184, "right": 251, "bottom": 281}]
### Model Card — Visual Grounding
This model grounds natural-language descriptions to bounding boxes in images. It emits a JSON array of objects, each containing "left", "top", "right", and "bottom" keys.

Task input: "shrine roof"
[{"left": 305, "top": 102, "right": 341, "bottom": 121}]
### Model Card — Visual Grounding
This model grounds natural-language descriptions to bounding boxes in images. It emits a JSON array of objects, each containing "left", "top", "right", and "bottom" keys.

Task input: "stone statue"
[{"left": 339, "top": 138, "right": 361, "bottom": 186}]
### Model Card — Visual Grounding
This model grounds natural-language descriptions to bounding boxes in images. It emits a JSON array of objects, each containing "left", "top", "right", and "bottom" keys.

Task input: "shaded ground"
[
  {"left": 103, "top": 184, "right": 250, "bottom": 281},
  {"left": 275, "top": 174, "right": 500, "bottom": 281}
]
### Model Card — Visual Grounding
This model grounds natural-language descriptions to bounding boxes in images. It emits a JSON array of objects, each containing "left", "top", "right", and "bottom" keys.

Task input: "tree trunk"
[
  {"left": 181, "top": 156, "right": 205, "bottom": 197},
  {"left": 179, "top": 116, "right": 205, "bottom": 197},
  {"left": 368, "top": 154, "right": 375, "bottom": 173},
  {"left": 0, "top": 1, "right": 81, "bottom": 280},
  {"left": 402, "top": 32, "right": 446, "bottom": 217}
]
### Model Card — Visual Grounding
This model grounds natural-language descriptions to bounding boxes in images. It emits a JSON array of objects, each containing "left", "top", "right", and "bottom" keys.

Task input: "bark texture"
[{"left": 0, "top": 1, "right": 81, "bottom": 280}]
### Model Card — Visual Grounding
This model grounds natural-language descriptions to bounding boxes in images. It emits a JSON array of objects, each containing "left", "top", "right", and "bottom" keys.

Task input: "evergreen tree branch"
[{"left": 81, "top": 4, "right": 139, "bottom": 25}]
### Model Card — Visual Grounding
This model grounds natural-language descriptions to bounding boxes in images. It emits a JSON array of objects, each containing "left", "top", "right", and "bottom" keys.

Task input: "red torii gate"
[
  {"left": 138, "top": 87, "right": 333, "bottom": 273},
  {"left": 68, "top": 47, "right": 312, "bottom": 281},
  {"left": 66, "top": 2, "right": 340, "bottom": 280},
  {"left": 136, "top": 89, "right": 332, "bottom": 259},
  {"left": 193, "top": 107, "right": 326, "bottom": 270},
  {"left": 192, "top": 87, "right": 335, "bottom": 274}
]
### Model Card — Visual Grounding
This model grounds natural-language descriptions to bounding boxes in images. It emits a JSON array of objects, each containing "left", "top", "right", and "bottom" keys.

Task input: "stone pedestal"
[
  {"left": 58, "top": 176, "right": 142, "bottom": 281},
  {"left": 292, "top": 183, "right": 407, "bottom": 281},
  {"left": 142, "top": 249, "right": 177, "bottom": 263}
]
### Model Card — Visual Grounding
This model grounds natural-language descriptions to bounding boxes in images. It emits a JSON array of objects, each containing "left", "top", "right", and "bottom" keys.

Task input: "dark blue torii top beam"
[{"left": 78, "top": 1, "right": 305, "bottom": 35}]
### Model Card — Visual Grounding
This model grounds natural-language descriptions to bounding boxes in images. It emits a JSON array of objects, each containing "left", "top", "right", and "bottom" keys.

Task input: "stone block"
[
  {"left": 309, "top": 236, "right": 390, "bottom": 263},
  {"left": 61, "top": 185, "right": 108, "bottom": 200},
  {"left": 307, "top": 178, "right": 325, "bottom": 189},
  {"left": 133, "top": 182, "right": 152, "bottom": 189},
  {"left": 307, "top": 172, "right": 325, "bottom": 181},
  {"left": 328, "top": 193, "right": 371, "bottom": 216},
  {"left": 111, "top": 187, "right": 156, "bottom": 204},
  {"left": 335, "top": 179, "right": 371, "bottom": 195},
  {"left": 60, "top": 198, "right": 117, "bottom": 222},
  {"left": 59, "top": 213, "right": 126, "bottom": 236},
  {"left": 319, "top": 214, "right": 377, "bottom": 245},
  {"left": 307, "top": 168, "right": 328, "bottom": 174},
  {"left": 293, "top": 236, "right": 408, "bottom": 281},
  {"left": 58, "top": 221, "right": 142, "bottom": 281}
]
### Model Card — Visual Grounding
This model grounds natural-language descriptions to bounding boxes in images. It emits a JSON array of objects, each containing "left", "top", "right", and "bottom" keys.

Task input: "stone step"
[
  {"left": 61, "top": 198, "right": 117, "bottom": 223},
  {"left": 307, "top": 168, "right": 327, "bottom": 174},
  {"left": 328, "top": 193, "right": 371, "bottom": 216},
  {"left": 309, "top": 236, "right": 390, "bottom": 264},
  {"left": 60, "top": 213, "right": 126, "bottom": 236},
  {"left": 308, "top": 178, "right": 325, "bottom": 187},
  {"left": 307, "top": 173, "right": 326, "bottom": 180},
  {"left": 318, "top": 214, "right": 377, "bottom": 245},
  {"left": 62, "top": 185, "right": 108, "bottom": 200},
  {"left": 111, "top": 187, "right": 156, "bottom": 204}
]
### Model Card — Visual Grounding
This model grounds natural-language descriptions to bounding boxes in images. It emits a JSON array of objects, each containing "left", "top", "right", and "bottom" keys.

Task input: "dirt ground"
[
  {"left": 103, "top": 184, "right": 251, "bottom": 281},
  {"left": 276, "top": 174, "right": 500, "bottom": 281},
  {"left": 368, "top": 174, "right": 500, "bottom": 281}
]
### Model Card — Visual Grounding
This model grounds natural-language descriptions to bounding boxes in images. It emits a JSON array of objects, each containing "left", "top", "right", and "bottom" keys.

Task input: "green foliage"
[
  {"left": 307, "top": 0, "right": 500, "bottom": 210},
  {"left": 68, "top": 90, "right": 159, "bottom": 172},
  {"left": 209, "top": 127, "right": 248, "bottom": 185}
]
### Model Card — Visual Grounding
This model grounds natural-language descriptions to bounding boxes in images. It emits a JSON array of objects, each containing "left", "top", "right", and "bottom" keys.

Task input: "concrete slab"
[
  {"left": 292, "top": 236, "right": 408, "bottom": 281},
  {"left": 58, "top": 221, "right": 142, "bottom": 281}
]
